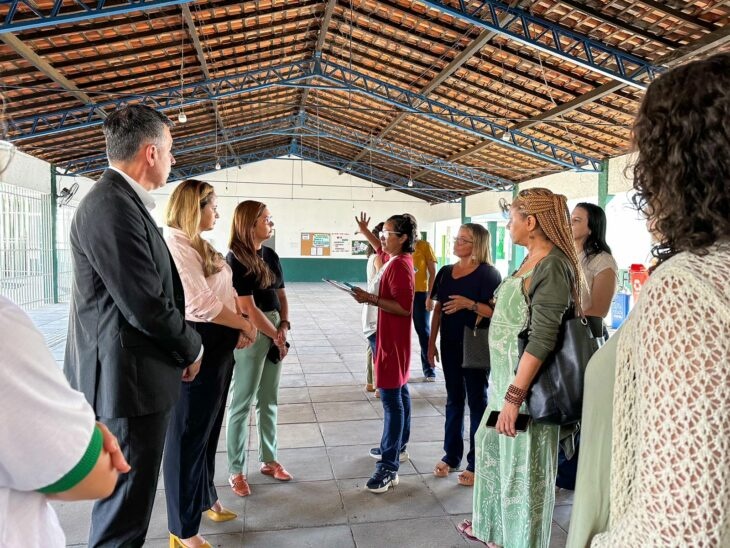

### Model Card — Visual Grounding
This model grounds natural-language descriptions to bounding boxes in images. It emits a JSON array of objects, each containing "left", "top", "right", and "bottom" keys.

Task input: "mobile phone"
[{"left": 485, "top": 410, "right": 530, "bottom": 432}]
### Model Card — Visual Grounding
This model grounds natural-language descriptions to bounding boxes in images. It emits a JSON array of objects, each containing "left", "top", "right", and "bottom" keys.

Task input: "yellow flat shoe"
[
  {"left": 204, "top": 506, "right": 237, "bottom": 522},
  {"left": 169, "top": 533, "right": 212, "bottom": 548}
]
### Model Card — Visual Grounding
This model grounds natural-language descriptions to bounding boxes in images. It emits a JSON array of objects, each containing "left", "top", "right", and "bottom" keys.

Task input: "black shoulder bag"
[
  {"left": 517, "top": 284, "right": 604, "bottom": 426},
  {"left": 461, "top": 314, "right": 490, "bottom": 371}
]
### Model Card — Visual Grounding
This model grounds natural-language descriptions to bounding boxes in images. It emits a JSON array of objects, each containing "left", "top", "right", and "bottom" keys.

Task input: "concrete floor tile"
[
  {"left": 50, "top": 498, "right": 93, "bottom": 545},
  {"left": 326, "top": 443, "right": 418, "bottom": 480},
  {"left": 551, "top": 522, "right": 569, "bottom": 547},
  {"left": 246, "top": 446, "right": 333, "bottom": 485},
  {"left": 408, "top": 416, "right": 449, "bottom": 443},
  {"left": 278, "top": 386, "right": 311, "bottom": 404},
  {"left": 422, "top": 475, "right": 474, "bottom": 515},
  {"left": 304, "top": 372, "right": 358, "bottom": 386},
  {"left": 249, "top": 422, "right": 324, "bottom": 450},
  {"left": 351, "top": 516, "right": 470, "bottom": 548},
  {"left": 278, "top": 374, "right": 307, "bottom": 388},
  {"left": 242, "top": 525, "right": 355, "bottom": 548},
  {"left": 308, "top": 386, "right": 368, "bottom": 402},
  {"left": 338, "top": 476, "right": 446, "bottom": 523},
  {"left": 552, "top": 504, "right": 572, "bottom": 532},
  {"left": 314, "top": 401, "right": 379, "bottom": 422},
  {"left": 320, "top": 419, "right": 384, "bottom": 447},
  {"left": 277, "top": 402, "right": 316, "bottom": 424},
  {"left": 42, "top": 286, "right": 571, "bottom": 548},
  {"left": 144, "top": 533, "right": 243, "bottom": 547},
  {"left": 301, "top": 361, "right": 352, "bottom": 374},
  {"left": 243, "top": 480, "right": 347, "bottom": 531},
  {"left": 555, "top": 486, "right": 575, "bottom": 506}
]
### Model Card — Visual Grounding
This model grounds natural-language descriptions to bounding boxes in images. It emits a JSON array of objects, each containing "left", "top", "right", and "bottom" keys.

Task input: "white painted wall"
[
  {"left": 1, "top": 146, "right": 651, "bottom": 270},
  {"left": 150, "top": 156, "right": 460, "bottom": 258}
]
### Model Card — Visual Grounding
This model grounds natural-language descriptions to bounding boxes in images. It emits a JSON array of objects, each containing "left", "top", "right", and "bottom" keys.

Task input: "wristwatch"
[
  {"left": 470, "top": 301, "right": 478, "bottom": 312},
  {"left": 280, "top": 320, "right": 291, "bottom": 329}
]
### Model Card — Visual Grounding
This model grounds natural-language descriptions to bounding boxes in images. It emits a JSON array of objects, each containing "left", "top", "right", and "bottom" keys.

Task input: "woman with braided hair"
[{"left": 458, "top": 187, "right": 580, "bottom": 548}]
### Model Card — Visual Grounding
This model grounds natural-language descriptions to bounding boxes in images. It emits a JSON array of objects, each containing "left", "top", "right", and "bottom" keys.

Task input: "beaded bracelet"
[
  {"left": 368, "top": 293, "right": 379, "bottom": 307},
  {"left": 505, "top": 384, "right": 528, "bottom": 406}
]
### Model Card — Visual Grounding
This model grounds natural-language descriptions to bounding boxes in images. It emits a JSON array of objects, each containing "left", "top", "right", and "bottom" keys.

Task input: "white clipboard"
[{"left": 323, "top": 278, "right": 357, "bottom": 294}]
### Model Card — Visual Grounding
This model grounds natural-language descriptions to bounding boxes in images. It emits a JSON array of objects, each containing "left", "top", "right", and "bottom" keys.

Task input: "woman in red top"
[{"left": 354, "top": 212, "right": 416, "bottom": 493}]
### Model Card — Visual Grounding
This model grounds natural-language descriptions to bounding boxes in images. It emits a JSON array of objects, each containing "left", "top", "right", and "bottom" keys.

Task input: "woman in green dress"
[{"left": 458, "top": 187, "right": 582, "bottom": 548}]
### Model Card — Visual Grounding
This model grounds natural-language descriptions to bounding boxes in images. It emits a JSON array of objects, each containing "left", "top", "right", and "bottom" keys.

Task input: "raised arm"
[{"left": 355, "top": 212, "right": 381, "bottom": 251}]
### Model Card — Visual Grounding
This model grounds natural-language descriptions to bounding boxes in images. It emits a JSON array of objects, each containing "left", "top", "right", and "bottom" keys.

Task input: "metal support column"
[
  {"left": 487, "top": 221, "right": 498, "bottom": 264},
  {"left": 461, "top": 197, "right": 470, "bottom": 224},
  {"left": 50, "top": 164, "right": 59, "bottom": 304},
  {"left": 597, "top": 159, "right": 613, "bottom": 208},
  {"left": 508, "top": 185, "right": 526, "bottom": 273}
]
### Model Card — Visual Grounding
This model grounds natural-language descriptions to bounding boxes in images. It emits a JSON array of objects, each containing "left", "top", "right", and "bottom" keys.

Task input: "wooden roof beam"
[
  {"left": 412, "top": 25, "right": 730, "bottom": 179},
  {"left": 339, "top": 1, "right": 525, "bottom": 175},
  {"left": 633, "top": 0, "right": 715, "bottom": 31},
  {"left": 556, "top": 0, "right": 676, "bottom": 48},
  {"left": 0, "top": 33, "right": 107, "bottom": 121},
  {"left": 181, "top": 4, "right": 236, "bottom": 159},
  {"left": 298, "top": 0, "right": 337, "bottom": 114}
]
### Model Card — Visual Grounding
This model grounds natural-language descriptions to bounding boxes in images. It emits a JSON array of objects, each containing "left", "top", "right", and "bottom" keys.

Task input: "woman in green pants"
[{"left": 226, "top": 200, "right": 293, "bottom": 498}]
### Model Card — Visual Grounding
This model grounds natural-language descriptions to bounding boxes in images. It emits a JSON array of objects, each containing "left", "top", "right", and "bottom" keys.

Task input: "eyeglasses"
[
  {"left": 453, "top": 237, "right": 474, "bottom": 245},
  {"left": 380, "top": 230, "right": 402, "bottom": 239},
  {"left": 260, "top": 215, "right": 273, "bottom": 224}
]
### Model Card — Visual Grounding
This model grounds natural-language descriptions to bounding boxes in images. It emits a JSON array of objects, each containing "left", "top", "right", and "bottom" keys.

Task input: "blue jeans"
[
  {"left": 440, "top": 336, "right": 487, "bottom": 472},
  {"left": 413, "top": 292, "right": 434, "bottom": 377},
  {"left": 377, "top": 384, "right": 411, "bottom": 472}
]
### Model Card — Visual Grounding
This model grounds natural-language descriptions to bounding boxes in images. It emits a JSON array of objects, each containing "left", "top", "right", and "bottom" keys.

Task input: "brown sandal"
[{"left": 457, "top": 470, "right": 475, "bottom": 486}]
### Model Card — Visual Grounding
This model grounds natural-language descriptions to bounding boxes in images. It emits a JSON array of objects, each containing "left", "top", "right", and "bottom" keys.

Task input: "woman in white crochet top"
[{"left": 591, "top": 52, "right": 730, "bottom": 547}]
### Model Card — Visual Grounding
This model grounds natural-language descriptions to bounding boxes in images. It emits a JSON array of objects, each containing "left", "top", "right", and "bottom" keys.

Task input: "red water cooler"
[{"left": 629, "top": 263, "right": 649, "bottom": 306}]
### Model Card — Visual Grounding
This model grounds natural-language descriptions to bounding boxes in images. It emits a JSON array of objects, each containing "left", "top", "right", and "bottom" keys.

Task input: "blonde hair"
[
  {"left": 228, "top": 200, "right": 275, "bottom": 287},
  {"left": 166, "top": 179, "right": 223, "bottom": 277},
  {"left": 513, "top": 188, "right": 583, "bottom": 308},
  {"left": 463, "top": 223, "right": 493, "bottom": 265}
]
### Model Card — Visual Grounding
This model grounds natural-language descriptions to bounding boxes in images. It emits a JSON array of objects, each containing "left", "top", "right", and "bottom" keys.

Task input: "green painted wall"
[{"left": 280, "top": 258, "right": 368, "bottom": 282}]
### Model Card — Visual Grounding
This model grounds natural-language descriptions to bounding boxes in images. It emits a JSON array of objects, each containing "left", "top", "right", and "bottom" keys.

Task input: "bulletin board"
[{"left": 300, "top": 232, "right": 331, "bottom": 256}]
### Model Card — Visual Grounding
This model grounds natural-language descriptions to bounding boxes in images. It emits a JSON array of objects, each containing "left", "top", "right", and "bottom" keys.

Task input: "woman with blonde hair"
[
  {"left": 163, "top": 179, "right": 256, "bottom": 548},
  {"left": 458, "top": 188, "right": 581, "bottom": 548},
  {"left": 427, "top": 223, "right": 501, "bottom": 486},
  {"left": 226, "top": 200, "right": 292, "bottom": 498}
]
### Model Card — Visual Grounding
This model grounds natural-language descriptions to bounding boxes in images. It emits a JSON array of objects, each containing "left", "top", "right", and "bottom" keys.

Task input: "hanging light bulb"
[
  {"left": 177, "top": 111, "right": 187, "bottom": 124},
  {"left": 215, "top": 160, "right": 222, "bottom": 171},
  {"left": 407, "top": 178, "right": 414, "bottom": 187}
]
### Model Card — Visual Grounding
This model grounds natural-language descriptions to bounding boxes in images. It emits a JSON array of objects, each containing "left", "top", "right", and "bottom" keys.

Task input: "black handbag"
[
  {"left": 517, "top": 297, "right": 604, "bottom": 426},
  {"left": 461, "top": 315, "right": 490, "bottom": 371}
]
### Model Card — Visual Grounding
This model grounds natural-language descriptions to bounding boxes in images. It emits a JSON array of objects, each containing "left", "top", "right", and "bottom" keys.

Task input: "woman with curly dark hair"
[{"left": 578, "top": 52, "right": 730, "bottom": 547}]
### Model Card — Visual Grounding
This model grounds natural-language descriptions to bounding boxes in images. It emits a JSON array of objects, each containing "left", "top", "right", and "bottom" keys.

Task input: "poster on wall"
[
  {"left": 300, "top": 232, "right": 331, "bottom": 256},
  {"left": 331, "top": 232, "right": 351, "bottom": 256},
  {"left": 351, "top": 240, "right": 369, "bottom": 256}
]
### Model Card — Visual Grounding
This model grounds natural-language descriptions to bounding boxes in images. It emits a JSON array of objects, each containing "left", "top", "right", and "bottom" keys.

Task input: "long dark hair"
[
  {"left": 630, "top": 52, "right": 730, "bottom": 267},
  {"left": 575, "top": 202, "right": 612, "bottom": 259},
  {"left": 387, "top": 214, "right": 417, "bottom": 253},
  {"left": 228, "top": 200, "right": 274, "bottom": 287}
]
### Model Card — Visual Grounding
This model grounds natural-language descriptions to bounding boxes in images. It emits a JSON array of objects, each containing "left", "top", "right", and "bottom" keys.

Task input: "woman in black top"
[
  {"left": 428, "top": 223, "right": 502, "bottom": 486},
  {"left": 225, "top": 201, "right": 293, "bottom": 499}
]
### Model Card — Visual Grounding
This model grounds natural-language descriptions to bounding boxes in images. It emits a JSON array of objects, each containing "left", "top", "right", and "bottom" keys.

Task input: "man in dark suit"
[{"left": 64, "top": 105, "right": 203, "bottom": 547}]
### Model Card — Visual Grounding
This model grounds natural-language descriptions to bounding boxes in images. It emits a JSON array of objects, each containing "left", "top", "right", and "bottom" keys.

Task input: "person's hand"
[
  {"left": 276, "top": 326, "right": 287, "bottom": 346},
  {"left": 442, "top": 295, "right": 474, "bottom": 314},
  {"left": 355, "top": 212, "right": 370, "bottom": 234},
  {"left": 277, "top": 342, "right": 289, "bottom": 361},
  {"left": 425, "top": 297, "right": 435, "bottom": 312},
  {"left": 351, "top": 286, "right": 373, "bottom": 304},
  {"left": 427, "top": 342, "right": 439, "bottom": 367},
  {"left": 96, "top": 422, "right": 131, "bottom": 473},
  {"left": 495, "top": 401, "right": 519, "bottom": 437},
  {"left": 182, "top": 358, "right": 201, "bottom": 382},
  {"left": 236, "top": 331, "right": 252, "bottom": 349}
]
